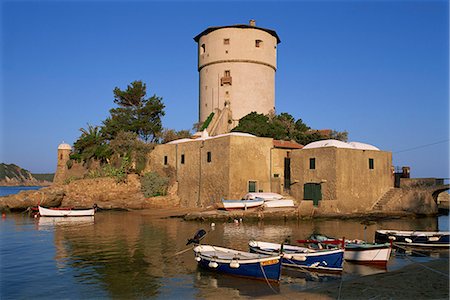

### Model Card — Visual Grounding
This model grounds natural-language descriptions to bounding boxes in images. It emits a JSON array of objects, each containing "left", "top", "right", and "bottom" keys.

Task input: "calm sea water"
[{"left": 1, "top": 187, "right": 448, "bottom": 299}]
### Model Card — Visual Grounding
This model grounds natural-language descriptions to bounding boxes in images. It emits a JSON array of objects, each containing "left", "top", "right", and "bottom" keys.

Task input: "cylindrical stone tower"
[
  {"left": 54, "top": 142, "right": 72, "bottom": 184},
  {"left": 194, "top": 20, "right": 280, "bottom": 128}
]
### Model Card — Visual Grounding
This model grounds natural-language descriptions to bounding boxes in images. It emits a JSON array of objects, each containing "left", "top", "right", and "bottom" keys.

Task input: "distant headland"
[{"left": 0, "top": 163, "right": 53, "bottom": 186}]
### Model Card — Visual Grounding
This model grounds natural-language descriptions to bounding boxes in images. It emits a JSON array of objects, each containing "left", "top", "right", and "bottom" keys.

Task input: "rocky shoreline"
[{"left": 0, "top": 175, "right": 445, "bottom": 222}]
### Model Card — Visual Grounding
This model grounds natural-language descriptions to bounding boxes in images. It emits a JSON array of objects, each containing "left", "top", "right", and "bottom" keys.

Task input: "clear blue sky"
[{"left": 1, "top": 0, "right": 449, "bottom": 178}]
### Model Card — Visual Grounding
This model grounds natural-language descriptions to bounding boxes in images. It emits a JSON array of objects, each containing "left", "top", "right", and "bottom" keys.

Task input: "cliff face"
[{"left": 0, "top": 163, "right": 53, "bottom": 186}]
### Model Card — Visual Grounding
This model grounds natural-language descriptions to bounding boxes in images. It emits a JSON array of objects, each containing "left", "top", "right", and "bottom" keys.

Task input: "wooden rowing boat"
[
  {"left": 375, "top": 230, "right": 450, "bottom": 248},
  {"left": 249, "top": 240, "right": 344, "bottom": 273},
  {"left": 38, "top": 205, "right": 96, "bottom": 217},
  {"left": 193, "top": 244, "right": 283, "bottom": 282}
]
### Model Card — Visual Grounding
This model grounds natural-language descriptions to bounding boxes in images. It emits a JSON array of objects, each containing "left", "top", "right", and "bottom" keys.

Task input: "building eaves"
[
  {"left": 273, "top": 140, "right": 303, "bottom": 149},
  {"left": 194, "top": 24, "right": 281, "bottom": 44}
]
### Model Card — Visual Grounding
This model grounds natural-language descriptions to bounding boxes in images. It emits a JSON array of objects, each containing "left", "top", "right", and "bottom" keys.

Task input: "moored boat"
[
  {"left": 375, "top": 230, "right": 450, "bottom": 248},
  {"left": 306, "top": 234, "right": 392, "bottom": 265},
  {"left": 249, "top": 240, "right": 344, "bottom": 273},
  {"left": 193, "top": 245, "right": 283, "bottom": 282},
  {"left": 38, "top": 205, "right": 96, "bottom": 217},
  {"left": 221, "top": 198, "right": 264, "bottom": 210},
  {"left": 243, "top": 192, "right": 295, "bottom": 208}
]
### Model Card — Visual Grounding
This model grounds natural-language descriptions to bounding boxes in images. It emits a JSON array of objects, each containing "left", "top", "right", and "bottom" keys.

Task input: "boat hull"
[
  {"left": 193, "top": 245, "right": 282, "bottom": 282},
  {"left": 344, "top": 244, "right": 392, "bottom": 265},
  {"left": 249, "top": 241, "right": 344, "bottom": 272},
  {"left": 263, "top": 199, "right": 295, "bottom": 208},
  {"left": 375, "top": 230, "right": 450, "bottom": 248},
  {"left": 38, "top": 206, "right": 95, "bottom": 217},
  {"left": 221, "top": 198, "right": 264, "bottom": 210}
]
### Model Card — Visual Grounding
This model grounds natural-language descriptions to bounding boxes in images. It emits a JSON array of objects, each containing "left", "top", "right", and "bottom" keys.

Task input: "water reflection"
[
  {"left": 19, "top": 212, "right": 448, "bottom": 298},
  {"left": 38, "top": 216, "right": 95, "bottom": 229},
  {"left": 194, "top": 270, "right": 281, "bottom": 298}
]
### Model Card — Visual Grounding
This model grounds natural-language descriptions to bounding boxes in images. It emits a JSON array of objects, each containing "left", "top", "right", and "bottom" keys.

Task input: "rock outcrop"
[
  {"left": 0, "top": 187, "right": 64, "bottom": 211},
  {"left": 0, "top": 174, "right": 180, "bottom": 212}
]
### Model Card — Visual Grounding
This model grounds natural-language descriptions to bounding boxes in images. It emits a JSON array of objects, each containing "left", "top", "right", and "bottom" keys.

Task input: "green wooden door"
[{"left": 304, "top": 183, "right": 322, "bottom": 206}]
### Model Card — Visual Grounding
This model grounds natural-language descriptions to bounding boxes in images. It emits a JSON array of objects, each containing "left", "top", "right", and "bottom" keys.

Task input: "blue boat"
[
  {"left": 193, "top": 245, "right": 283, "bottom": 282},
  {"left": 375, "top": 230, "right": 450, "bottom": 248},
  {"left": 249, "top": 240, "right": 344, "bottom": 273}
]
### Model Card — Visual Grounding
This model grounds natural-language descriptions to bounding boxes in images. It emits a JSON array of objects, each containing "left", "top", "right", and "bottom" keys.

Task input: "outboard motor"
[{"left": 187, "top": 229, "right": 207, "bottom": 245}]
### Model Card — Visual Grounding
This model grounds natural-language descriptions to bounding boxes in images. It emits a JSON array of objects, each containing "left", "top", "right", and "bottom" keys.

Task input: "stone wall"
[
  {"left": 382, "top": 188, "right": 438, "bottom": 215},
  {"left": 290, "top": 147, "right": 393, "bottom": 213}
]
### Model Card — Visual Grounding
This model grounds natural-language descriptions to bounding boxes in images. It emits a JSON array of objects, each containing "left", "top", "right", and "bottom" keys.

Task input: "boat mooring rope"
[
  {"left": 258, "top": 260, "right": 280, "bottom": 295},
  {"left": 393, "top": 243, "right": 449, "bottom": 277}
]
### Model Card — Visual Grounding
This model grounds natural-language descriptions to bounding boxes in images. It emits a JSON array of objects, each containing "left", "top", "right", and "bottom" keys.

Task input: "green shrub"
[
  {"left": 141, "top": 172, "right": 169, "bottom": 197},
  {"left": 200, "top": 112, "right": 215, "bottom": 131}
]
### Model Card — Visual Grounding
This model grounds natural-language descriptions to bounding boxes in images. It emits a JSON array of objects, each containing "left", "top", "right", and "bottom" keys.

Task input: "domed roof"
[
  {"left": 303, "top": 139, "right": 380, "bottom": 151},
  {"left": 348, "top": 142, "right": 380, "bottom": 151},
  {"left": 58, "top": 143, "right": 72, "bottom": 150},
  {"left": 303, "top": 139, "right": 354, "bottom": 150}
]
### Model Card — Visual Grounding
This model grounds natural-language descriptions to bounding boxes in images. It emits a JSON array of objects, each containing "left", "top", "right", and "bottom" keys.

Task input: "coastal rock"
[
  {"left": 0, "top": 187, "right": 64, "bottom": 211},
  {"left": 61, "top": 174, "right": 180, "bottom": 210}
]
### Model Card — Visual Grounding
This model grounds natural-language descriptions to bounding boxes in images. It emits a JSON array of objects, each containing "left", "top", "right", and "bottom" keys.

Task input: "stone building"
[
  {"left": 194, "top": 20, "right": 280, "bottom": 134},
  {"left": 147, "top": 134, "right": 394, "bottom": 212},
  {"left": 147, "top": 133, "right": 299, "bottom": 207},
  {"left": 289, "top": 140, "right": 393, "bottom": 213}
]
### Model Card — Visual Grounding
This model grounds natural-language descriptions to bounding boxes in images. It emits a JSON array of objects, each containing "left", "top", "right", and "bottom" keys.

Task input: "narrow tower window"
[
  {"left": 181, "top": 154, "right": 185, "bottom": 164},
  {"left": 207, "top": 151, "right": 212, "bottom": 163},
  {"left": 309, "top": 158, "right": 316, "bottom": 170},
  {"left": 369, "top": 158, "right": 374, "bottom": 169},
  {"left": 200, "top": 44, "right": 206, "bottom": 54},
  {"left": 223, "top": 38, "right": 230, "bottom": 45},
  {"left": 164, "top": 156, "right": 168, "bottom": 165},
  {"left": 255, "top": 39, "right": 263, "bottom": 48}
]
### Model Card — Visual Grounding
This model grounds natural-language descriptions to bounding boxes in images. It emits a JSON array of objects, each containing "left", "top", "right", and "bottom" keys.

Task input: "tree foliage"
[
  {"left": 232, "top": 111, "right": 348, "bottom": 145},
  {"left": 71, "top": 80, "right": 167, "bottom": 171},
  {"left": 72, "top": 124, "right": 111, "bottom": 163},
  {"left": 160, "top": 129, "right": 192, "bottom": 144},
  {"left": 102, "top": 81, "right": 165, "bottom": 143}
]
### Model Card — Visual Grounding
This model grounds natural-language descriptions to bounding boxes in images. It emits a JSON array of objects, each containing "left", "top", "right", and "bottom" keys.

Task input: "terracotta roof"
[
  {"left": 273, "top": 140, "right": 303, "bottom": 149},
  {"left": 194, "top": 24, "right": 281, "bottom": 43}
]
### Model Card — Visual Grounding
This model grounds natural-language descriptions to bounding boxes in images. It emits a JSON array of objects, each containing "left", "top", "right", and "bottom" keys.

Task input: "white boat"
[
  {"left": 38, "top": 205, "right": 96, "bottom": 217},
  {"left": 343, "top": 242, "right": 392, "bottom": 265},
  {"left": 221, "top": 198, "right": 264, "bottom": 210},
  {"left": 263, "top": 199, "right": 295, "bottom": 208},
  {"left": 243, "top": 192, "right": 295, "bottom": 208},
  {"left": 304, "top": 234, "right": 392, "bottom": 265},
  {"left": 243, "top": 192, "right": 284, "bottom": 201}
]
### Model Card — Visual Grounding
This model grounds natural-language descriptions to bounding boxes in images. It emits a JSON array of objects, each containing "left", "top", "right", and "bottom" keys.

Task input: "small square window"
[
  {"left": 224, "top": 38, "right": 230, "bottom": 45},
  {"left": 255, "top": 39, "right": 263, "bottom": 48},
  {"left": 164, "top": 156, "right": 168, "bottom": 165},
  {"left": 207, "top": 151, "right": 212, "bottom": 163},
  {"left": 309, "top": 158, "right": 316, "bottom": 170},
  {"left": 369, "top": 158, "right": 374, "bottom": 169},
  {"left": 181, "top": 154, "right": 185, "bottom": 164}
]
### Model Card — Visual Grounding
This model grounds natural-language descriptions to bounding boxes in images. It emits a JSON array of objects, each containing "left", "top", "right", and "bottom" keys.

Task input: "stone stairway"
[{"left": 371, "top": 188, "right": 403, "bottom": 211}]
